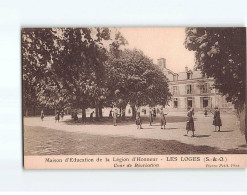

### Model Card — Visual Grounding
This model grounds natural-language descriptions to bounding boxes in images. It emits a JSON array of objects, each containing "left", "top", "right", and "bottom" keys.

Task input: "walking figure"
[
  {"left": 149, "top": 107, "right": 153, "bottom": 126},
  {"left": 160, "top": 107, "right": 168, "bottom": 129},
  {"left": 213, "top": 106, "right": 222, "bottom": 132},
  {"left": 186, "top": 106, "right": 195, "bottom": 137},
  {"left": 136, "top": 108, "right": 143, "bottom": 129},
  {"left": 41, "top": 110, "right": 44, "bottom": 121},
  {"left": 55, "top": 111, "right": 60, "bottom": 123}
]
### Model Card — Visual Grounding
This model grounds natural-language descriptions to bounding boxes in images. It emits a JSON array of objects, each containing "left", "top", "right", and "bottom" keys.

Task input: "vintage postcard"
[{"left": 22, "top": 27, "right": 246, "bottom": 169}]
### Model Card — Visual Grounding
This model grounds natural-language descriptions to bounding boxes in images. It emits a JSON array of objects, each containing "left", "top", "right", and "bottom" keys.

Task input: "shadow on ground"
[
  {"left": 212, "top": 130, "right": 234, "bottom": 133},
  {"left": 63, "top": 116, "right": 187, "bottom": 126},
  {"left": 24, "top": 126, "right": 247, "bottom": 155}
]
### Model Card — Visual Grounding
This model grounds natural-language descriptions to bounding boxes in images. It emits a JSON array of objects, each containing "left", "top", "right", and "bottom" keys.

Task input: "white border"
[{"left": 0, "top": 0, "right": 247, "bottom": 192}]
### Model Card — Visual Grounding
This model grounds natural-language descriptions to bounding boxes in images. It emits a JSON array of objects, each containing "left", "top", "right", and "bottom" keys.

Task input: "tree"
[
  {"left": 22, "top": 28, "right": 54, "bottom": 115},
  {"left": 22, "top": 28, "right": 127, "bottom": 119},
  {"left": 184, "top": 27, "right": 246, "bottom": 142},
  {"left": 106, "top": 49, "right": 171, "bottom": 118},
  {"left": 184, "top": 27, "right": 246, "bottom": 110}
]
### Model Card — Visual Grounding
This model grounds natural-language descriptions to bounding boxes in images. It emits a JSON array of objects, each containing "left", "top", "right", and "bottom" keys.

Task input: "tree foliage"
[
  {"left": 106, "top": 49, "right": 171, "bottom": 110},
  {"left": 184, "top": 27, "right": 246, "bottom": 110},
  {"left": 22, "top": 28, "right": 127, "bottom": 115}
]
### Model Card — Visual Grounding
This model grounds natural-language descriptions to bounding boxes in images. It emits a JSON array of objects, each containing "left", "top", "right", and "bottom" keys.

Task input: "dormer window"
[
  {"left": 173, "top": 75, "right": 178, "bottom": 81},
  {"left": 187, "top": 72, "right": 191, "bottom": 79}
]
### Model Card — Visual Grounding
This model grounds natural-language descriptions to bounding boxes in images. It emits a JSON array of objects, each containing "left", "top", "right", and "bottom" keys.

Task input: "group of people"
[
  {"left": 55, "top": 110, "right": 64, "bottom": 122},
  {"left": 111, "top": 106, "right": 222, "bottom": 138},
  {"left": 135, "top": 107, "right": 168, "bottom": 129},
  {"left": 41, "top": 106, "right": 222, "bottom": 136},
  {"left": 186, "top": 106, "right": 222, "bottom": 137},
  {"left": 41, "top": 109, "right": 65, "bottom": 122}
]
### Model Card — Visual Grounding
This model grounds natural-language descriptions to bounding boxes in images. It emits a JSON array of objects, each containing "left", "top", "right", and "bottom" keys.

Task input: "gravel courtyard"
[{"left": 23, "top": 112, "right": 247, "bottom": 155}]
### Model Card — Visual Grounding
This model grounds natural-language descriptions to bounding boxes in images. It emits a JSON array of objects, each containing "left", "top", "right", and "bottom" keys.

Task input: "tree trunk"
[
  {"left": 81, "top": 107, "right": 86, "bottom": 120},
  {"left": 33, "top": 107, "right": 36, "bottom": 116},
  {"left": 119, "top": 107, "right": 122, "bottom": 117},
  {"left": 95, "top": 107, "right": 99, "bottom": 120},
  {"left": 121, "top": 105, "right": 127, "bottom": 119},
  {"left": 131, "top": 106, "right": 136, "bottom": 119},
  {"left": 25, "top": 108, "right": 29, "bottom": 117},
  {"left": 99, "top": 106, "right": 103, "bottom": 118},
  {"left": 245, "top": 105, "right": 247, "bottom": 143}
]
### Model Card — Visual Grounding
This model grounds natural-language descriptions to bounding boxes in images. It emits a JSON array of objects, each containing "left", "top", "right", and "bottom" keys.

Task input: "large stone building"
[{"left": 157, "top": 58, "right": 233, "bottom": 112}]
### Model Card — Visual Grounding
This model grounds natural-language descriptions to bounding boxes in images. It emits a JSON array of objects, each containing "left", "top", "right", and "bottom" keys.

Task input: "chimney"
[
  {"left": 157, "top": 58, "right": 166, "bottom": 69},
  {"left": 185, "top": 66, "right": 188, "bottom": 72}
]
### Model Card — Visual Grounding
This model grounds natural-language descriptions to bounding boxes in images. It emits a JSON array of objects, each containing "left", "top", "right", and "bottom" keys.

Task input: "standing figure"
[
  {"left": 74, "top": 111, "right": 78, "bottom": 121},
  {"left": 160, "top": 107, "right": 168, "bottom": 129},
  {"left": 149, "top": 107, "right": 153, "bottom": 126},
  {"left": 55, "top": 111, "right": 60, "bottom": 123},
  {"left": 90, "top": 111, "right": 94, "bottom": 120},
  {"left": 204, "top": 108, "right": 208, "bottom": 117},
  {"left": 113, "top": 107, "right": 118, "bottom": 126},
  {"left": 41, "top": 110, "right": 45, "bottom": 121},
  {"left": 213, "top": 106, "right": 222, "bottom": 132},
  {"left": 186, "top": 106, "right": 195, "bottom": 137},
  {"left": 152, "top": 108, "right": 156, "bottom": 120},
  {"left": 61, "top": 110, "right": 64, "bottom": 120},
  {"left": 109, "top": 109, "right": 113, "bottom": 118},
  {"left": 136, "top": 108, "right": 143, "bottom": 129}
]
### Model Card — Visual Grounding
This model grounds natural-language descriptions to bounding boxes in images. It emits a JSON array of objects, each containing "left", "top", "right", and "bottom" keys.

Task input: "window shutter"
[
  {"left": 207, "top": 83, "right": 210, "bottom": 93},
  {"left": 191, "top": 84, "right": 194, "bottom": 94}
]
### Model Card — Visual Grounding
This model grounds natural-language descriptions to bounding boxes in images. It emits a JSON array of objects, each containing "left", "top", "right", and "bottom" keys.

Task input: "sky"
[{"left": 118, "top": 27, "right": 195, "bottom": 73}]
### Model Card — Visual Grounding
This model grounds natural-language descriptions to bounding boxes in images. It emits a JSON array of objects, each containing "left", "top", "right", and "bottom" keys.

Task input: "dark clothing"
[
  {"left": 74, "top": 113, "right": 78, "bottom": 121},
  {"left": 41, "top": 111, "right": 44, "bottom": 120},
  {"left": 113, "top": 109, "right": 118, "bottom": 125},
  {"left": 186, "top": 110, "right": 195, "bottom": 131},
  {"left": 136, "top": 111, "right": 142, "bottom": 125},
  {"left": 149, "top": 111, "right": 153, "bottom": 123},
  {"left": 153, "top": 109, "right": 156, "bottom": 118},
  {"left": 213, "top": 110, "right": 222, "bottom": 126},
  {"left": 160, "top": 111, "right": 166, "bottom": 126},
  {"left": 109, "top": 110, "right": 113, "bottom": 118},
  {"left": 55, "top": 112, "right": 60, "bottom": 120}
]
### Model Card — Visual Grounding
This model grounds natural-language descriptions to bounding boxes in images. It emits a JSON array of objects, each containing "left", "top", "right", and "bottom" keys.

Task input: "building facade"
[{"left": 157, "top": 58, "right": 233, "bottom": 112}]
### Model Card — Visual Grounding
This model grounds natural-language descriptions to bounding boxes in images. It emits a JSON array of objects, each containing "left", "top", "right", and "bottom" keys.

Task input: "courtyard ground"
[{"left": 23, "top": 112, "right": 247, "bottom": 155}]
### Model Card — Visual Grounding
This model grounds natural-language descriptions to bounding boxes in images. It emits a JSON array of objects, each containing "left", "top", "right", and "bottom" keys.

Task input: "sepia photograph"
[{"left": 22, "top": 27, "right": 246, "bottom": 168}]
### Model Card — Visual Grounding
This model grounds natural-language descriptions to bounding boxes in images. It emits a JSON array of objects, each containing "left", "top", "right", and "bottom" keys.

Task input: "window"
[
  {"left": 187, "top": 97, "right": 192, "bottom": 107},
  {"left": 173, "top": 75, "right": 177, "bottom": 81},
  {"left": 201, "top": 83, "right": 208, "bottom": 93},
  {"left": 186, "top": 85, "right": 192, "bottom": 94},
  {"left": 187, "top": 73, "right": 192, "bottom": 79},
  {"left": 173, "top": 86, "right": 179, "bottom": 95},
  {"left": 203, "top": 97, "right": 209, "bottom": 108}
]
